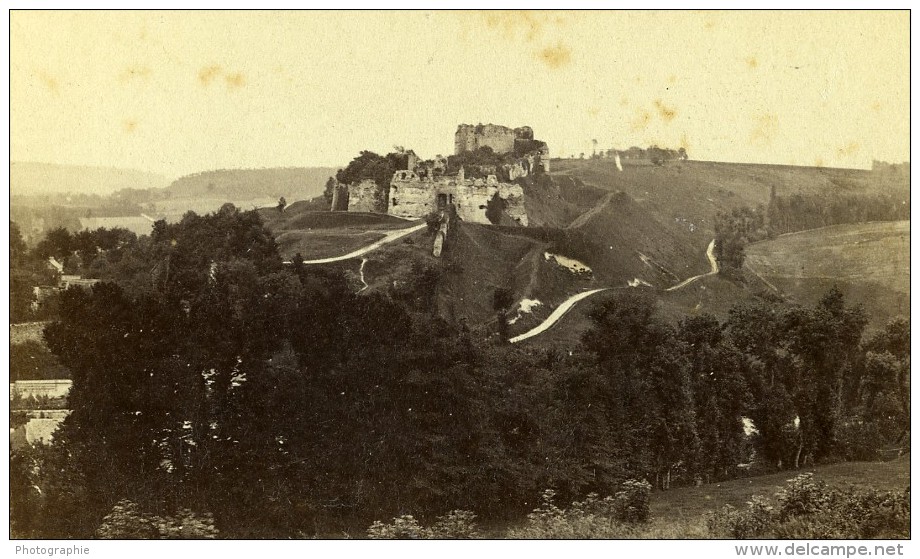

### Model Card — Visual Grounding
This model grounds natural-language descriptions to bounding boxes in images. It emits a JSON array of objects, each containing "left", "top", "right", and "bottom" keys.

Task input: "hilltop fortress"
[{"left": 337, "top": 124, "right": 549, "bottom": 226}]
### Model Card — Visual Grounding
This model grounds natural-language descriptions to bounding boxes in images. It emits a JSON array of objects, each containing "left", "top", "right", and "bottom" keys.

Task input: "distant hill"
[
  {"left": 166, "top": 167, "right": 340, "bottom": 203},
  {"left": 10, "top": 161, "right": 170, "bottom": 196}
]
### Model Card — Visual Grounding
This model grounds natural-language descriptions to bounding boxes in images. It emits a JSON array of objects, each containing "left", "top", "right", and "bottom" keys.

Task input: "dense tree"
[
  {"left": 582, "top": 292, "right": 700, "bottom": 489},
  {"left": 768, "top": 191, "right": 909, "bottom": 236},
  {"left": 678, "top": 314, "right": 752, "bottom": 482},
  {"left": 10, "top": 221, "right": 59, "bottom": 322},
  {"left": 336, "top": 151, "right": 397, "bottom": 206},
  {"left": 713, "top": 206, "right": 771, "bottom": 272}
]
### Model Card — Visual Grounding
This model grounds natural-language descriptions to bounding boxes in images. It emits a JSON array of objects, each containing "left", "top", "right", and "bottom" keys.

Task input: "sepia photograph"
[{"left": 5, "top": 6, "right": 911, "bottom": 552}]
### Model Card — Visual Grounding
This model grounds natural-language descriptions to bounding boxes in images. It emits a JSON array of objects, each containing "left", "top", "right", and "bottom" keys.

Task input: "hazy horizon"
[{"left": 10, "top": 11, "right": 910, "bottom": 183}]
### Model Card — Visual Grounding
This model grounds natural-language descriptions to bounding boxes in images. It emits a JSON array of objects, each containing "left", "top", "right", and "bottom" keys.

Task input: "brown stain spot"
[
  {"left": 680, "top": 134, "right": 691, "bottom": 152},
  {"left": 483, "top": 11, "right": 546, "bottom": 42},
  {"left": 537, "top": 43, "right": 572, "bottom": 69},
  {"left": 39, "top": 71, "right": 60, "bottom": 95},
  {"left": 746, "top": 56, "right": 758, "bottom": 69},
  {"left": 122, "top": 119, "right": 138, "bottom": 134},
  {"left": 225, "top": 72, "right": 246, "bottom": 89},
  {"left": 815, "top": 158, "right": 825, "bottom": 168},
  {"left": 668, "top": 75, "right": 677, "bottom": 85},
  {"left": 619, "top": 97, "right": 630, "bottom": 107},
  {"left": 631, "top": 110, "right": 652, "bottom": 132},
  {"left": 654, "top": 99, "right": 677, "bottom": 123},
  {"left": 837, "top": 142, "right": 860, "bottom": 157},
  {"left": 588, "top": 106, "right": 600, "bottom": 117},
  {"left": 871, "top": 101, "right": 882, "bottom": 111},
  {"left": 750, "top": 114, "right": 778, "bottom": 147},
  {"left": 703, "top": 15, "right": 716, "bottom": 30},
  {"left": 119, "top": 66, "right": 152, "bottom": 83},
  {"left": 198, "top": 65, "right": 222, "bottom": 86}
]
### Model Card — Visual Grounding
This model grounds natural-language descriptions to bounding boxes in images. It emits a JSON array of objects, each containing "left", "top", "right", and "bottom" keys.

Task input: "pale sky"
[{"left": 9, "top": 10, "right": 910, "bottom": 178}]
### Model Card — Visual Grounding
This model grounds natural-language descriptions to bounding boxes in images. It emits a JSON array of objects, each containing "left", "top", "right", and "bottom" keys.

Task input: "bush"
[
  {"left": 367, "top": 515, "right": 428, "bottom": 539},
  {"left": 706, "top": 474, "right": 910, "bottom": 539},
  {"left": 96, "top": 500, "right": 219, "bottom": 539},
  {"left": 429, "top": 510, "right": 480, "bottom": 539},
  {"left": 508, "top": 490, "right": 634, "bottom": 539},
  {"left": 507, "top": 481, "right": 650, "bottom": 539},
  {"left": 775, "top": 473, "right": 833, "bottom": 521},
  {"left": 707, "top": 496, "right": 773, "bottom": 539},
  {"left": 367, "top": 510, "right": 479, "bottom": 539},
  {"left": 614, "top": 479, "right": 652, "bottom": 523}
]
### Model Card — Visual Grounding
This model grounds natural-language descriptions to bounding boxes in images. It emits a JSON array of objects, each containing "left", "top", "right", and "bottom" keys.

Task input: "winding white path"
[
  {"left": 664, "top": 239, "right": 718, "bottom": 292},
  {"left": 509, "top": 288, "right": 612, "bottom": 344},
  {"left": 283, "top": 223, "right": 427, "bottom": 265},
  {"left": 509, "top": 239, "right": 719, "bottom": 344},
  {"left": 357, "top": 258, "right": 369, "bottom": 292}
]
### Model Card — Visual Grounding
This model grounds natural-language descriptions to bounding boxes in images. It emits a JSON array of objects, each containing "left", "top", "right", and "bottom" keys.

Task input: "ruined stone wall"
[
  {"left": 453, "top": 179, "right": 528, "bottom": 226},
  {"left": 389, "top": 171, "right": 436, "bottom": 218},
  {"left": 388, "top": 172, "right": 528, "bottom": 226},
  {"left": 347, "top": 179, "right": 386, "bottom": 213}
]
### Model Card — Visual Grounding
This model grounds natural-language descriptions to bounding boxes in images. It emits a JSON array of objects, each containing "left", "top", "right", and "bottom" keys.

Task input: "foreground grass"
[
  {"left": 366, "top": 458, "right": 909, "bottom": 539},
  {"left": 651, "top": 456, "right": 910, "bottom": 524}
]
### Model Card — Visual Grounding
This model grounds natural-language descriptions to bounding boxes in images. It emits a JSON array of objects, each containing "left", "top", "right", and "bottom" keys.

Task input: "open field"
[
  {"left": 262, "top": 206, "right": 422, "bottom": 260},
  {"left": 745, "top": 221, "right": 909, "bottom": 330},
  {"left": 274, "top": 229, "right": 387, "bottom": 260}
]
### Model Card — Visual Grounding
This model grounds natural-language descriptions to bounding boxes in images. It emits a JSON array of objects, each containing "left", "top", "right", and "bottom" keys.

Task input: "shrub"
[
  {"left": 429, "top": 510, "right": 480, "bottom": 539},
  {"left": 707, "top": 474, "right": 910, "bottom": 539},
  {"left": 614, "top": 479, "right": 652, "bottom": 523},
  {"left": 707, "top": 496, "right": 773, "bottom": 539},
  {"left": 367, "top": 510, "right": 479, "bottom": 539},
  {"left": 96, "top": 500, "right": 219, "bottom": 539},
  {"left": 508, "top": 490, "right": 633, "bottom": 539},
  {"left": 367, "top": 515, "right": 428, "bottom": 539},
  {"left": 775, "top": 473, "right": 833, "bottom": 521},
  {"left": 508, "top": 482, "right": 650, "bottom": 539}
]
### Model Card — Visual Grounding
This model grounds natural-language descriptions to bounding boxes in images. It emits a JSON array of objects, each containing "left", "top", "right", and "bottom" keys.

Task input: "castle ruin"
[
  {"left": 340, "top": 123, "right": 548, "bottom": 227},
  {"left": 454, "top": 123, "right": 550, "bottom": 173},
  {"left": 388, "top": 168, "right": 528, "bottom": 226}
]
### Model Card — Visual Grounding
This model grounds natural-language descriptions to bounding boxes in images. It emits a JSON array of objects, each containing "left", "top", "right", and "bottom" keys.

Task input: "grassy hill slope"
[
  {"left": 745, "top": 221, "right": 909, "bottom": 330},
  {"left": 551, "top": 159, "right": 907, "bottom": 238}
]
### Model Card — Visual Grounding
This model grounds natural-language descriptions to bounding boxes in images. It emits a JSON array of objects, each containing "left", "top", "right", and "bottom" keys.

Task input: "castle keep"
[{"left": 341, "top": 123, "right": 548, "bottom": 226}]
